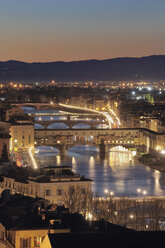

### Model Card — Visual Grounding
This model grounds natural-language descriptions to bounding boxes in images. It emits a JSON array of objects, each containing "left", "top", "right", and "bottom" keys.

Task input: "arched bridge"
[
  {"left": 34, "top": 119, "right": 108, "bottom": 129},
  {"left": 11, "top": 102, "right": 58, "bottom": 110},
  {"left": 34, "top": 128, "right": 159, "bottom": 157}
]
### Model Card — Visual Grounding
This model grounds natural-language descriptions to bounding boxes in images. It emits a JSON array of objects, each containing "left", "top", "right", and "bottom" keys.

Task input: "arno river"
[{"left": 24, "top": 107, "right": 165, "bottom": 197}]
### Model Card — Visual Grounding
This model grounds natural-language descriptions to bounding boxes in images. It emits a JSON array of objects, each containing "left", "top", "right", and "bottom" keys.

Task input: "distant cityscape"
[
  {"left": 0, "top": 77, "right": 165, "bottom": 247},
  {"left": 1, "top": 0, "right": 165, "bottom": 246}
]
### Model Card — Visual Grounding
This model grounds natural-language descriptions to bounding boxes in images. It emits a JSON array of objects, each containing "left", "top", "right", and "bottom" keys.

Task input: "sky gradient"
[{"left": 0, "top": 0, "right": 165, "bottom": 62}]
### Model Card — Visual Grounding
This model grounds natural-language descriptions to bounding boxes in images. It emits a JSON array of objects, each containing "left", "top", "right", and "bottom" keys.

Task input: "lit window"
[{"left": 34, "top": 237, "right": 41, "bottom": 247}]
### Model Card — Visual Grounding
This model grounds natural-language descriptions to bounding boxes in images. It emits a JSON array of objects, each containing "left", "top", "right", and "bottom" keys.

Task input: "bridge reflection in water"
[{"left": 35, "top": 145, "right": 165, "bottom": 197}]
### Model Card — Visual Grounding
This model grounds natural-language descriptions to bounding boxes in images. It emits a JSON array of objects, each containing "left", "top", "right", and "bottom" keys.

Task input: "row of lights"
[
  {"left": 105, "top": 140, "right": 135, "bottom": 144},
  {"left": 104, "top": 189, "right": 114, "bottom": 196},
  {"left": 104, "top": 188, "right": 147, "bottom": 197},
  {"left": 137, "top": 188, "right": 147, "bottom": 196}
]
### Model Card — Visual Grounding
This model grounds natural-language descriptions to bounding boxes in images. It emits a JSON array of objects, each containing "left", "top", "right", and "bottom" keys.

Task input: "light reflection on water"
[
  {"left": 23, "top": 107, "right": 165, "bottom": 197},
  {"left": 35, "top": 145, "right": 165, "bottom": 197}
]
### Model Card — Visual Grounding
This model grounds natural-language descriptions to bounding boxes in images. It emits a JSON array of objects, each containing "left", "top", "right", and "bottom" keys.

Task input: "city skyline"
[{"left": 1, "top": 0, "right": 165, "bottom": 62}]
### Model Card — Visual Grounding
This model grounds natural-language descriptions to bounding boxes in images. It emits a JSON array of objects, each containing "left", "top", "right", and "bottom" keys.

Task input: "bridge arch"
[
  {"left": 95, "top": 123, "right": 109, "bottom": 129},
  {"left": 72, "top": 123, "right": 91, "bottom": 129},
  {"left": 34, "top": 123, "right": 44, "bottom": 129},
  {"left": 67, "top": 144, "right": 99, "bottom": 154},
  {"left": 22, "top": 105, "right": 36, "bottom": 110},
  {"left": 47, "top": 122, "right": 69, "bottom": 129}
]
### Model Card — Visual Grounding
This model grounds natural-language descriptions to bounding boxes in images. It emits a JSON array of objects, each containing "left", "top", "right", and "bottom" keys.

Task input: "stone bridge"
[
  {"left": 11, "top": 102, "right": 58, "bottom": 110},
  {"left": 34, "top": 128, "right": 161, "bottom": 157},
  {"left": 34, "top": 119, "right": 108, "bottom": 129}
]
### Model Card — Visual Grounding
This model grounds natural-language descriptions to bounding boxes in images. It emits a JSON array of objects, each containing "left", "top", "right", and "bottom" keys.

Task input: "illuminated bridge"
[
  {"left": 34, "top": 128, "right": 162, "bottom": 157},
  {"left": 34, "top": 118, "right": 108, "bottom": 129},
  {"left": 12, "top": 102, "right": 117, "bottom": 128},
  {"left": 11, "top": 102, "right": 58, "bottom": 110}
]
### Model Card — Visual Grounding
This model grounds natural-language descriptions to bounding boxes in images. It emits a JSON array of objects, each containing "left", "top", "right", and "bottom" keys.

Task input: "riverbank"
[{"left": 137, "top": 153, "right": 165, "bottom": 172}]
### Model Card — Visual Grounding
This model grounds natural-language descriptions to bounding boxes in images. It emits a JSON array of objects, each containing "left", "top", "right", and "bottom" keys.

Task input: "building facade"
[
  {"left": 10, "top": 121, "right": 34, "bottom": 152},
  {"left": 0, "top": 167, "right": 92, "bottom": 205}
]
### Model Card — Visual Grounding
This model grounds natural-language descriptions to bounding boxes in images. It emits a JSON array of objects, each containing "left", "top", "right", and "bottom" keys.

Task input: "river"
[{"left": 23, "top": 107, "right": 165, "bottom": 197}]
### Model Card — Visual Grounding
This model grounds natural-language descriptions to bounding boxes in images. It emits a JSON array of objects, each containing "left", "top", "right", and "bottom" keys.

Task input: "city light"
[
  {"left": 110, "top": 191, "right": 114, "bottom": 196},
  {"left": 28, "top": 147, "right": 38, "bottom": 169},
  {"left": 143, "top": 190, "right": 147, "bottom": 196},
  {"left": 59, "top": 103, "right": 116, "bottom": 128},
  {"left": 137, "top": 188, "right": 141, "bottom": 193},
  {"left": 86, "top": 212, "right": 93, "bottom": 221},
  {"left": 104, "top": 189, "right": 108, "bottom": 194},
  {"left": 132, "top": 150, "right": 137, "bottom": 156}
]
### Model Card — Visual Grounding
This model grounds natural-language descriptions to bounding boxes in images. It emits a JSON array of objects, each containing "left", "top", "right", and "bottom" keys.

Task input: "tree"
[{"left": 63, "top": 186, "right": 93, "bottom": 216}]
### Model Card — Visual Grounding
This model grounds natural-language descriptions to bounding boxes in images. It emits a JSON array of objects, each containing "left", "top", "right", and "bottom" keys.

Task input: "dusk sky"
[{"left": 1, "top": 0, "right": 165, "bottom": 62}]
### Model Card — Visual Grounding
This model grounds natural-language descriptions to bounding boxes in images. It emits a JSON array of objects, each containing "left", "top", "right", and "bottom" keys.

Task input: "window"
[
  {"left": 46, "top": 189, "right": 51, "bottom": 196},
  {"left": 34, "top": 237, "right": 41, "bottom": 247},
  {"left": 22, "top": 238, "right": 28, "bottom": 248},
  {"left": 57, "top": 189, "right": 63, "bottom": 196}
]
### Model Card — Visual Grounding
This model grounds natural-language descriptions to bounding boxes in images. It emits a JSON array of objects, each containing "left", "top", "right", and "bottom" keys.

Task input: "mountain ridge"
[{"left": 0, "top": 55, "right": 165, "bottom": 82}]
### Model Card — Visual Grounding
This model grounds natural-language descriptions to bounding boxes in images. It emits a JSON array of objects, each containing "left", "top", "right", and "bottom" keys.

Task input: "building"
[
  {"left": 10, "top": 117, "right": 34, "bottom": 152},
  {"left": 40, "top": 232, "right": 165, "bottom": 248},
  {"left": 0, "top": 126, "right": 10, "bottom": 160},
  {"left": 87, "top": 99, "right": 105, "bottom": 110},
  {"left": 6, "top": 222, "right": 70, "bottom": 248},
  {"left": 0, "top": 166, "right": 92, "bottom": 205},
  {"left": 6, "top": 107, "right": 24, "bottom": 122},
  {"left": 0, "top": 222, "right": 14, "bottom": 248}
]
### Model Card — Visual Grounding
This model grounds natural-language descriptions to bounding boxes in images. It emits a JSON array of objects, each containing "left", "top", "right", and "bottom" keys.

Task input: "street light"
[
  {"left": 137, "top": 188, "right": 141, "bottom": 197},
  {"left": 137, "top": 188, "right": 141, "bottom": 193},
  {"left": 143, "top": 190, "right": 147, "bottom": 197},
  {"left": 110, "top": 191, "right": 114, "bottom": 197},
  {"left": 130, "top": 214, "right": 134, "bottom": 219},
  {"left": 104, "top": 189, "right": 109, "bottom": 194},
  {"left": 86, "top": 212, "right": 93, "bottom": 221}
]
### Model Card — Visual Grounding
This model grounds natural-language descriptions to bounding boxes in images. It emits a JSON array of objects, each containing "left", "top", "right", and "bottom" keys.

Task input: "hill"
[{"left": 0, "top": 55, "right": 165, "bottom": 82}]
